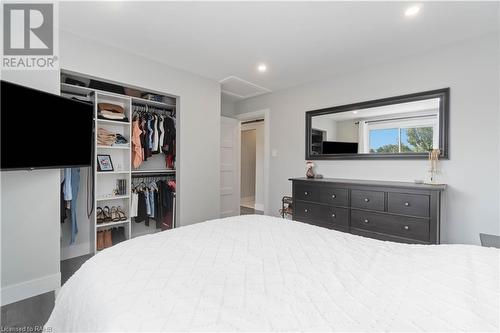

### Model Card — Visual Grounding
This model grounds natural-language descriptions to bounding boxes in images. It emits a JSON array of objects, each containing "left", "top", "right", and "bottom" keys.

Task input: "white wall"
[
  {"left": 311, "top": 117, "right": 336, "bottom": 141},
  {"left": 336, "top": 120, "right": 358, "bottom": 142},
  {"left": 60, "top": 30, "right": 221, "bottom": 227},
  {"left": 236, "top": 33, "right": 500, "bottom": 245},
  {"left": 221, "top": 94, "right": 236, "bottom": 118},
  {"left": 0, "top": 71, "right": 61, "bottom": 305}
]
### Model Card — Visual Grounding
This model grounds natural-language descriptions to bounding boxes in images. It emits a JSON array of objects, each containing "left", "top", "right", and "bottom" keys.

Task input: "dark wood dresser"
[{"left": 290, "top": 178, "right": 446, "bottom": 244}]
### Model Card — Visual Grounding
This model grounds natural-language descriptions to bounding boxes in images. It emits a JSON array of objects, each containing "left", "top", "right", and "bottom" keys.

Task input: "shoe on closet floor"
[
  {"left": 111, "top": 206, "right": 121, "bottom": 222},
  {"left": 96, "top": 207, "right": 105, "bottom": 224},
  {"left": 97, "top": 231, "right": 105, "bottom": 251},
  {"left": 111, "top": 227, "right": 126, "bottom": 244},
  {"left": 103, "top": 206, "right": 112, "bottom": 222},
  {"left": 116, "top": 206, "right": 127, "bottom": 221},
  {"left": 104, "top": 230, "right": 113, "bottom": 248}
]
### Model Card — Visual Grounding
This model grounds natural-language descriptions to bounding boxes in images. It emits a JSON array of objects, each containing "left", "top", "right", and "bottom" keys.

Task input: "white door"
[{"left": 220, "top": 117, "right": 240, "bottom": 217}]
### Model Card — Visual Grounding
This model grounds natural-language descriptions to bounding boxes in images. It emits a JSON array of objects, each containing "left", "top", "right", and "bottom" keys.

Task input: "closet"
[{"left": 60, "top": 70, "right": 178, "bottom": 255}]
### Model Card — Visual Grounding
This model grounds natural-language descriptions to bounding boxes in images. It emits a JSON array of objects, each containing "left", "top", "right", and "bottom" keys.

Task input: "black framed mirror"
[{"left": 305, "top": 88, "right": 449, "bottom": 160}]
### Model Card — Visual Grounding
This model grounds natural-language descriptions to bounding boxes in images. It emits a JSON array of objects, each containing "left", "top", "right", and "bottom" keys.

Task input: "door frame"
[{"left": 236, "top": 109, "right": 270, "bottom": 215}]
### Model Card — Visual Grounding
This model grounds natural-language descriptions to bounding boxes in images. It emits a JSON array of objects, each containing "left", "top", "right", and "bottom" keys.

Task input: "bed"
[{"left": 46, "top": 215, "right": 499, "bottom": 332}]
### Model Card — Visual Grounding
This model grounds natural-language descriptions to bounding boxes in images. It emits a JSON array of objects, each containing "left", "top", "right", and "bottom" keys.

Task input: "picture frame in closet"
[{"left": 97, "top": 154, "right": 114, "bottom": 172}]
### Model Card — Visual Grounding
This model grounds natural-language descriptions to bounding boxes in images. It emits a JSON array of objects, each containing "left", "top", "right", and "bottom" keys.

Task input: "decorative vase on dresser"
[{"left": 290, "top": 177, "right": 446, "bottom": 244}]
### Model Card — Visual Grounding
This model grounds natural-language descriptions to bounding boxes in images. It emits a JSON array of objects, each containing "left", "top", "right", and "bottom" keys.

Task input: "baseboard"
[
  {"left": 1, "top": 273, "right": 61, "bottom": 306},
  {"left": 61, "top": 241, "right": 91, "bottom": 261},
  {"left": 254, "top": 203, "right": 264, "bottom": 211}
]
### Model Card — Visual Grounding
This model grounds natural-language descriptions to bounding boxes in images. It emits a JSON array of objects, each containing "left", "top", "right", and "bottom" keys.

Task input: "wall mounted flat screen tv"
[{"left": 1, "top": 80, "right": 93, "bottom": 170}]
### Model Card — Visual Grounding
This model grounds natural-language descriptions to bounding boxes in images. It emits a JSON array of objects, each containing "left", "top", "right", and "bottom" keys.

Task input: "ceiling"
[{"left": 60, "top": 2, "right": 499, "bottom": 98}]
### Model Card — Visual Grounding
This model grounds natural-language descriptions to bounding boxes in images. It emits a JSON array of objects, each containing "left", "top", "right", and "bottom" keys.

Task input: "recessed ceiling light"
[
  {"left": 257, "top": 63, "right": 267, "bottom": 73},
  {"left": 352, "top": 111, "right": 358, "bottom": 114},
  {"left": 405, "top": 5, "right": 421, "bottom": 17}
]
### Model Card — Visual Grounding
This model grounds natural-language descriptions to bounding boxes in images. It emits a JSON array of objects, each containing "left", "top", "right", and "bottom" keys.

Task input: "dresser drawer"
[
  {"left": 294, "top": 183, "right": 320, "bottom": 202},
  {"left": 294, "top": 201, "right": 349, "bottom": 228},
  {"left": 319, "top": 187, "right": 348, "bottom": 207},
  {"left": 387, "top": 193, "right": 429, "bottom": 217},
  {"left": 351, "top": 190, "right": 385, "bottom": 211},
  {"left": 351, "top": 209, "right": 429, "bottom": 242}
]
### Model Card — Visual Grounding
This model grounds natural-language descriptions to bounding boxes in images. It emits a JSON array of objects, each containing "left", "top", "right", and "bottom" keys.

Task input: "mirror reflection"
[{"left": 310, "top": 98, "right": 440, "bottom": 156}]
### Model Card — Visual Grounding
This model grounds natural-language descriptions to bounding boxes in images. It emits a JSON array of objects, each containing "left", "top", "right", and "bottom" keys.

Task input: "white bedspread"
[{"left": 46, "top": 215, "right": 499, "bottom": 332}]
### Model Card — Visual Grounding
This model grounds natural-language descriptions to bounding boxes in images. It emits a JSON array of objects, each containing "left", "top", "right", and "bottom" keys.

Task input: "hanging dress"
[{"left": 132, "top": 120, "right": 143, "bottom": 168}]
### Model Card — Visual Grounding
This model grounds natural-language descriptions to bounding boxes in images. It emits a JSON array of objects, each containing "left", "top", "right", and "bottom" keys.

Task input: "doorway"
[
  {"left": 240, "top": 120, "right": 264, "bottom": 215},
  {"left": 219, "top": 109, "right": 270, "bottom": 218}
]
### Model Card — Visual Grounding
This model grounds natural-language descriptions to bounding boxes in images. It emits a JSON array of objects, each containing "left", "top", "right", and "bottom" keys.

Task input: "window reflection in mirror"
[{"left": 310, "top": 98, "right": 440, "bottom": 155}]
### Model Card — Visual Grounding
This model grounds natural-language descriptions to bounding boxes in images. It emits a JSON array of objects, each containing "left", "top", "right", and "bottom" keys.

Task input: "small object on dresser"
[
  {"left": 425, "top": 149, "right": 444, "bottom": 185},
  {"left": 414, "top": 179, "right": 424, "bottom": 184},
  {"left": 306, "top": 161, "right": 315, "bottom": 178}
]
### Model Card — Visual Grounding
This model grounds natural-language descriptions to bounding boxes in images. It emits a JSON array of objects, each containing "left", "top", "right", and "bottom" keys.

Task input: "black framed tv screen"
[{"left": 1, "top": 80, "right": 93, "bottom": 170}]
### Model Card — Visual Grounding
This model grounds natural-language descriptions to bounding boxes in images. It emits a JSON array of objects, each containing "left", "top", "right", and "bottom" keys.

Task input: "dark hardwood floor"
[{"left": 240, "top": 206, "right": 264, "bottom": 215}]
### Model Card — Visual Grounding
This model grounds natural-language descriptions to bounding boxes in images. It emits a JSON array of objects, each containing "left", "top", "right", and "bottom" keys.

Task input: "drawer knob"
[
  {"left": 404, "top": 202, "right": 410, "bottom": 207},
  {"left": 304, "top": 209, "right": 308, "bottom": 213},
  {"left": 364, "top": 198, "right": 370, "bottom": 203},
  {"left": 331, "top": 194, "right": 336, "bottom": 199},
  {"left": 364, "top": 219, "right": 369, "bottom": 223},
  {"left": 404, "top": 225, "right": 409, "bottom": 230},
  {"left": 304, "top": 191, "right": 308, "bottom": 196},
  {"left": 331, "top": 213, "right": 336, "bottom": 218}
]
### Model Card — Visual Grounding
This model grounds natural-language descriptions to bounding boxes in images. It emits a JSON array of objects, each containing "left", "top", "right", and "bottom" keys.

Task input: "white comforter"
[{"left": 46, "top": 215, "right": 499, "bottom": 332}]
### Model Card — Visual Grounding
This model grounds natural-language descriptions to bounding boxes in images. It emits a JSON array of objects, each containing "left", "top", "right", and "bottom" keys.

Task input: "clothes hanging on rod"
[
  {"left": 132, "top": 120, "right": 143, "bottom": 168},
  {"left": 131, "top": 174, "right": 176, "bottom": 230},
  {"left": 132, "top": 103, "right": 176, "bottom": 169},
  {"left": 62, "top": 168, "right": 81, "bottom": 245}
]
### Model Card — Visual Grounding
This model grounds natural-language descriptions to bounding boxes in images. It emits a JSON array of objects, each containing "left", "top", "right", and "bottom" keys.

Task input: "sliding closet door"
[{"left": 220, "top": 117, "right": 240, "bottom": 217}]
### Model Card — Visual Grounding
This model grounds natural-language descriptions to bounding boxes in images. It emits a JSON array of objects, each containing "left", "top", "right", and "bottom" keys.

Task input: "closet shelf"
[
  {"left": 96, "top": 220, "right": 130, "bottom": 228},
  {"left": 131, "top": 169, "right": 176, "bottom": 174},
  {"left": 97, "top": 145, "right": 130, "bottom": 150},
  {"left": 61, "top": 83, "right": 175, "bottom": 109},
  {"left": 60, "top": 83, "right": 94, "bottom": 96},
  {"left": 97, "top": 119, "right": 131, "bottom": 126},
  {"left": 97, "top": 171, "right": 130, "bottom": 175},
  {"left": 131, "top": 96, "right": 176, "bottom": 109},
  {"left": 96, "top": 195, "right": 130, "bottom": 201}
]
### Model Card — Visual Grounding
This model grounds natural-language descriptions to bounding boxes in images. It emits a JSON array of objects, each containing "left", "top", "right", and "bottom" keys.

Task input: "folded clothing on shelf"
[
  {"left": 115, "top": 134, "right": 128, "bottom": 145},
  {"left": 97, "top": 127, "right": 116, "bottom": 146},
  {"left": 98, "top": 103, "right": 128, "bottom": 121},
  {"left": 97, "top": 127, "right": 129, "bottom": 147}
]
